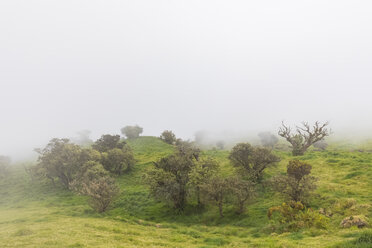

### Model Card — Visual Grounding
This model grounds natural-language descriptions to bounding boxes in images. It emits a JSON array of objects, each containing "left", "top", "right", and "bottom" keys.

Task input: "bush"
[
  {"left": 271, "top": 160, "right": 317, "bottom": 204},
  {"left": 34, "top": 138, "right": 84, "bottom": 188},
  {"left": 258, "top": 132, "right": 278, "bottom": 149},
  {"left": 199, "top": 176, "right": 229, "bottom": 217},
  {"left": 80, "top": 175, "right": 119, "bottom": 213},
  {"left": 227, "top": 176, "right": 255, "bottom": 214},
  {"left": 71, "top": 161, "right": 119, "bottom": 213},
  {"left": 268, "top": 201, "right": 329, "bottom": 232},
  {"left": 92, "top": 134, "right": 125, "bottom": 153},
  {"left": 229, "top": 143, "right": 280, "bottom": 183},
  {"left": 160, "top": 130, "right": 176, "bottom": 145},
  {"left": 101, "top": 146, "right": 135, "bottom": 175},
  {"left": 188, "top": 158, "right": 220, "bottom": 207},
  {"left": 145, "top": 152, "right": 196, "bottom": 211}
]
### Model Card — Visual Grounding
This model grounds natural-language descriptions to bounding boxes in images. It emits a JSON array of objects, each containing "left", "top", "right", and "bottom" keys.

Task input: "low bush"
[{"left": 268, "top": 201, "right": 329, "bottom": 232}]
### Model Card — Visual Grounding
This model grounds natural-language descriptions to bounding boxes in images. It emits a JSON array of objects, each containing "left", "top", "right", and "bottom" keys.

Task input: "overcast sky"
[{"left": 1, "top": 0, "right": 372, "bottom": 159}]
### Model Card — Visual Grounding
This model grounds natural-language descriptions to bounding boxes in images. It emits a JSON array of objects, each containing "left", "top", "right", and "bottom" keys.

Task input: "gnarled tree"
[{"left": 278, "top": 121, "right": 330, "bottom": 156}]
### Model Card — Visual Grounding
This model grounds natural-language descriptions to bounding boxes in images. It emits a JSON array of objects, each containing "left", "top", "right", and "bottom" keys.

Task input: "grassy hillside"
[{"left": 0, "top": 136, "right": 371, "bottom": 247}]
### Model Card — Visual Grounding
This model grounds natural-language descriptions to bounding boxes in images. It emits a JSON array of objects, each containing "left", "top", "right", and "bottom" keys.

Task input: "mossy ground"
[{"left": 0, "top": 136, "right": 371, "bottom": 247}]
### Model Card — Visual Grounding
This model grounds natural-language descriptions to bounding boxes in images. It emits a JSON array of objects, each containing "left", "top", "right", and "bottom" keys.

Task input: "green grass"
[{"left": 1, "top": 136, "right": 372, "bottom": 247}]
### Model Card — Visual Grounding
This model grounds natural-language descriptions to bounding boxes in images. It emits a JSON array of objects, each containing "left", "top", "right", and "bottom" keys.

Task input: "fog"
[{"left": 1, "top": 1, "right": 372, "bottom": 160}]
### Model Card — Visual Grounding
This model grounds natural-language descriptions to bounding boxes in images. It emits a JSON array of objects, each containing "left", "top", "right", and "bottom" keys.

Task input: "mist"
[{"left": 1, "top": 0, "right": 372, "bottom": 160}]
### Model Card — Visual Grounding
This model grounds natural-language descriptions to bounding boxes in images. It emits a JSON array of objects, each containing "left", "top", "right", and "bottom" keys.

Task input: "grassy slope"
[{"left": 0, "top": 136, "right": 371, "bottom": 247}]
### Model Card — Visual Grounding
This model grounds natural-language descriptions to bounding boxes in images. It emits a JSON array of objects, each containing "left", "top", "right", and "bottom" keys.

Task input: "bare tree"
[{"left": 278, "top": 121, "right": 330, "bottom": 156}]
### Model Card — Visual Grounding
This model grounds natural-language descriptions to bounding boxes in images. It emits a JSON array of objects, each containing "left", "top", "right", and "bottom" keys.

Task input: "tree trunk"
[{"left": 218, "top": 201, "right": 224, "bottom": 217}]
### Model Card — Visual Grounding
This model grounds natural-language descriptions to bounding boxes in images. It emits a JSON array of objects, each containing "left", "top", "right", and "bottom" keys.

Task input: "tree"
[
  {"left": 194, "top": 130, "right": 207, "bottom": 144},
  {"left": 121, "top": 125, "right": 143, "bottom": 139},
  {"left": 145, "top": 152, "right": 196, "bottom": 211},
  {"left": 160, "top": 130, "right": 176, "bottom": 145},
  {"left": 35, "top": 139, "right": 83, "bottom": 188},
  {"left": 34, "top": 139, "right": 101, "bottom": 188},
  {"left": 92, "top": 134, "right": 124, "bottom": 153},
  {"left": 200, "top": 176, "right": 229, "bottom": 217},
  {"left": 278, "top": 121, "right": 330, "bottom": 156},
  {"left": 189, "top": 158, "right": 219, "bottom": 207},
  {"left": 313, "top": 140, "right": 328, "bottom": 151},
  {"left": 72, "top": 130, "right": 93, "bottom": 146},
  {"left": 101, "top": 146, "right": 135, "bottom": 175},
  {"left": 0, "top": 155, "right": 11, "bottom": 178},
  {"left": 228, "top": 176, "right": 255, "bottom": 214},
  {"left": 258, "top": 132, "right": 278, "bottom": 149},
  {"left": 228, "top": 143, "right": 280, "bottom": 183},
  {"left": 175, "top": 139, "right": 200, "bottom": 161},
  {"left": 216, "top": 140, "right": 225, "bottom": 150},
  {"left": 71, "top": 161, "right": 119, "bottom": 213},
  {"left": 272, "top": 160, "right": 317, "bottom": 204}
]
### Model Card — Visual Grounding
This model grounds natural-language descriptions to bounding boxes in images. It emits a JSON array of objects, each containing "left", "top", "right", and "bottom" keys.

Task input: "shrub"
[
  {"left": 160, "top": 130, "right": 177, "bottom": 145},
  {"left": 229, "top": 143, "right": 280, "bottom": 183},
  {"left": 145, "top": 152, "right": 196, "bottom": 211},
  {"left": 227, "top": 176, "right": 255, "bottom": 214},
  {"left": 101, "top": 146, "right": 135, "bottom": 175},
  {"left": 92, "top": 134, "right": 125, "bottom": 153},
  {"left": 34, "top": 138, "right": 84, "bottom": 188},
  {"left": 188, "top": 158, "right": 220, "bottom": 207},
  {"left": 200, "top": 176, "right": 229, "bottom": 217},
  {"left": 268, "top": 201, "right": 329, "bottom": 232},
  {"left": 271, "top": 160, "right": 317, "bottom": 204},
  {"left": 71, "top": 161, "right": 119, "bottom": 213},
  {"left": 175, "top": 139, "right": 200, "bottom": 161}
]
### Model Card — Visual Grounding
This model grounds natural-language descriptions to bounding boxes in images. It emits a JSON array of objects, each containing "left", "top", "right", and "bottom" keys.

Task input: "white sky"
[{"left": 1, "top": 0, "right": 372, "bottom": 159}]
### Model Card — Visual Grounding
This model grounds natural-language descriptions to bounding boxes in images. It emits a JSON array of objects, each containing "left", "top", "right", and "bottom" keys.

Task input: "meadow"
[{"left": 0, "top": 136, "right": 371, "bottom": 247}]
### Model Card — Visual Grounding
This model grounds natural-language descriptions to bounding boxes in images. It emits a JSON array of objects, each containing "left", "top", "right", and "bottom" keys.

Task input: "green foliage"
[
  {"left": 175, "top": 139, "right": 200, "bottom": 160},
  {"left": 334, "top": 231, "right": 372, "bottom": 247},
  {"left": 74, "top": 163, "right": 119, "bottom": 213},
  {"left": 199, "top": 176, "right": 229, "bottom": 217},
  {"left": 34, "top": 138, "right": 85, "bottom": 188},
  {"left": 2, "top": 137, "right": 372, "bottom": 248},
  {"left": 268, "top": 201, "right": 329, "bottom": 232},
  {"left": 160, "top": 130, "right": 176, "bottom": 145},
  {"left": 92, "top": 134, "right": 124, "bottom": 153},
  {"left": 272, "top": 160, "right": 317, "bottom": 203},
  {"left": 188, "top": 158, "right": 220, "bottom": 207},
  {"left": 121, "top": 125, "right": 143, "bottom": 139},
  {"left": 227, "top": 176, "right": 255, "bottom": 214},
  {"left": 145, "top": 152, "right": 196, "bottom": 210},
  {"left": 228, "top": 143, "right": 280, "bottom": 182},
  {"left": 101, "top": 146, "right": 135, "bottom": 175}
]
